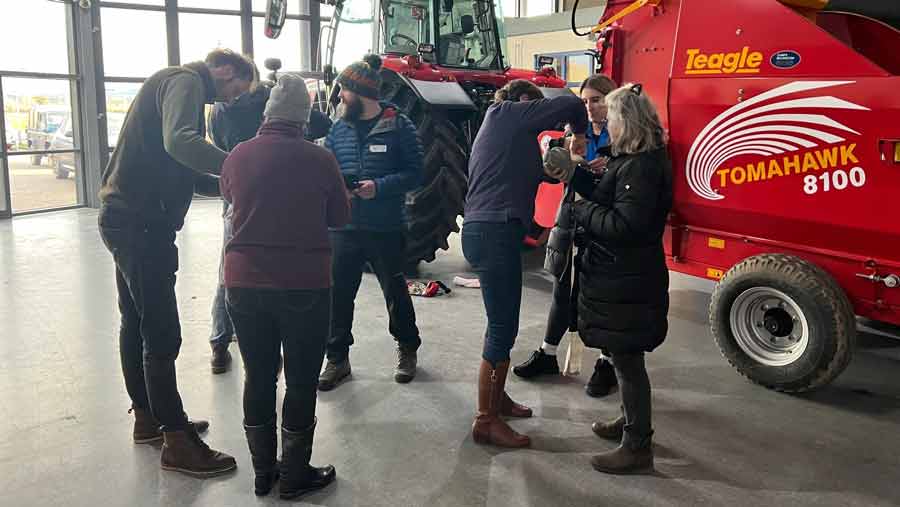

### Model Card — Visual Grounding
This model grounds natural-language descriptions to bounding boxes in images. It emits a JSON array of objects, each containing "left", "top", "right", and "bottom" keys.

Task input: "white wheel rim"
[{"left": 729, "top": 287, "right": 810, "bottom": 367}]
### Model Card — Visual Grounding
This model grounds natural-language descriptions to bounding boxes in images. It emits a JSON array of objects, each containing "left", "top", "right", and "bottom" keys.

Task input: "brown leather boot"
[
  {"left": 160, "top": 427, "right": 237, "bottom": 478},
  {"left": 131, "top": 407, "right": 209, "bottom": 444},
  {"left": 590, "top": 432, "right": 654, "bottom": 475},
  {"left": 472, "top": 360, "right": 530, "bottom": 448},
  {"left": 591, "top": 415, "right": 625, "bottom": 440},
  {"left": 500, "top": 391, "right": 533, "bottom": 418}
]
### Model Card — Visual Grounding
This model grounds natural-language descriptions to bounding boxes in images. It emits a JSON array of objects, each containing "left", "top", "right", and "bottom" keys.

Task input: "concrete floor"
[{"left": 1, "top": 200, "right": 899, "bottom": 507}]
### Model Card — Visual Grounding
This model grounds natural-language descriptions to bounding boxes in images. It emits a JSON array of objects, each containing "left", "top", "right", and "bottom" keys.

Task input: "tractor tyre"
[
  {"left": 378, "top": 70, "right": 469, "bottom": 266},
  {"left": 709, "top": 254, "right": 856, "bottom": 393}
]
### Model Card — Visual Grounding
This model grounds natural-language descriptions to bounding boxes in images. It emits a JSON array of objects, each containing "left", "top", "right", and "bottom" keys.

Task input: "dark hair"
[
  {"left": 205, "top": 48, "right": 256, "bottom": 83},
  {"left": 494, "top": 79, "right": 544, "bottom": 104},
  {"left": 579, "top": 74, "right": 617, "bottom": 96}
]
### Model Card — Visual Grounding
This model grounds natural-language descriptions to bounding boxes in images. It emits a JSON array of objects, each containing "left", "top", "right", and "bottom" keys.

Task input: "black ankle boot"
[
  {"left": 513, "top": 349, "right": 560, "bottom": 379},
  {"left": 280, "top": 418, "right": 336, "bottom": 500},
  {"left": 585, "top": 358, "right": 618, "bottom": 397},
  {"left": 244, "top": 420, "right": 279, "bottom": 496}
]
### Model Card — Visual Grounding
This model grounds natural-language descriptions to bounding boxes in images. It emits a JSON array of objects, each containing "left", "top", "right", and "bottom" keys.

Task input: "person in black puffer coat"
[{"left": 556, "top": 83, "right": 672, "bottom": 474}]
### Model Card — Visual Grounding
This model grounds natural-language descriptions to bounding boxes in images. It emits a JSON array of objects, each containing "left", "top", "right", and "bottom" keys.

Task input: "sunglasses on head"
[{"left": 630, "top": 83, "right": 643, "bottom": 95}]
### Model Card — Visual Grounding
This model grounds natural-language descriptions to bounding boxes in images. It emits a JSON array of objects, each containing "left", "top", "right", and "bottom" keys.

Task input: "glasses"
[{"left": 630, "top": 83, "right": 643, "bottom": 95}]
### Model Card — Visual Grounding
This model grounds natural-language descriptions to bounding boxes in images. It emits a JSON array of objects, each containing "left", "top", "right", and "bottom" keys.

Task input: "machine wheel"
[
  {"left": 379, "top": 70, "right": 469, "bottom": 265},
  {"left": 709, "top": 253, "right": 855, "bottom": 393}
]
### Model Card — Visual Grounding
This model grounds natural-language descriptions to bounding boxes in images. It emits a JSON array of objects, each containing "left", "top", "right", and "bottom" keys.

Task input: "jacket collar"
[
  {"left": 343, "top": 102, "right": 399, "bottom": 138},
  {"left": 183, "top": 62, "right": 217, "bottom": 104}
]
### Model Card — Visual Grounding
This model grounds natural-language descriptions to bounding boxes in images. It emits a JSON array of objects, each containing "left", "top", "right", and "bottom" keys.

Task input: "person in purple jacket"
[
  {"left": 221, "top": 74, "right": 350, "bottom": 499},
  {"left": 463, "top": 79, "right": 588, "bottom": 449}
]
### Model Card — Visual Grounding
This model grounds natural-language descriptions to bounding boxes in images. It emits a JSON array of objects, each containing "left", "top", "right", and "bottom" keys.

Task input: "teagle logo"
[{"left": 685, "top": 47, "right": 764, "bottom": 75}]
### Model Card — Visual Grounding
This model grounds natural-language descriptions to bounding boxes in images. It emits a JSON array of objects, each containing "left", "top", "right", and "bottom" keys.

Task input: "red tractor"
[
  {"left": 266, "top": 0, "right": 571, "bottom": 265},
  {"left": 556, "top": 0, "right": 900, "bottom": 391}
]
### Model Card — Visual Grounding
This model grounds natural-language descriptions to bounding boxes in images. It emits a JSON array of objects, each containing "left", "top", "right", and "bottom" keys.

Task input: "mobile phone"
[{"left": 343, "top": 174, "right": 361, "bottom": 190}]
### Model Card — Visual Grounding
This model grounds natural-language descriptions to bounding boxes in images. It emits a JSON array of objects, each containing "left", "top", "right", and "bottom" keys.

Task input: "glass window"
[
  {"left": 2, "top": 78, "right": 75, "bottom": 154},
  {"left": 109, "top": 0, "right": 164, "bottom": 4},
  {"left": 328, "top": 0, "right": 374, "bottom": 70},
  {"left": 252, "top": 0, "right": 304, "bottom": 15},
  {"left": 382, "top": 0, "right": 433, "bottom": 55},
  {"left": 437, "top": 0, "right": 504, "bottom": 69},
  {"left": 567, "top": 54, "right": 592, "bottom": 87},
  {"left": 179, "top": 0, "right": 241, "bottom": 9},
  {"left": 499, "top": 0, "right": 517, "bottom": 17},
  {"left": 2, "top": 78, "right": 79, "bottom": 213},
  {"left": 104, "top": 82, "right": 141, "bottom": 148},
  {"left": 8, "top": 154, "right": 79, "bottom": 212},
  {"left": 253, "top": 17, "right": 304, "bottom": 71},
  {"left": 524, "top": 0, "right": 552, "bottom": 17},
  {"left": 179, "top": 13, "right": 243, "bottom": 64},
  {"left": 102, "top": 8, "right": 168, "bottom": 78},
  {"left": 0, "top": 0, "right": 71, "bottom": 74}
]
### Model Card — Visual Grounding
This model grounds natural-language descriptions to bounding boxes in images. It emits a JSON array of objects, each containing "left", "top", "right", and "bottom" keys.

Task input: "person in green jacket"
[{"left": 98, "top": 48, "right": 255, "bottom": 478}]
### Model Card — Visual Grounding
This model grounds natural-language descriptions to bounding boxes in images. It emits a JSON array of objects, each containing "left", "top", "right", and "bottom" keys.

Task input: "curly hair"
[{"left": 494, "top": 79, "right": 544, "bottom": 104}]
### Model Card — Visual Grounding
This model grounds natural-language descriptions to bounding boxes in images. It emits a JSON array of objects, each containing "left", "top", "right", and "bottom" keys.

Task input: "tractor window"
[
  {"left": 382, "top": 0, "right": 434, "bottom": 55},
  {"left": 437, "top": 0, "right": 504, "bottom": 69}
]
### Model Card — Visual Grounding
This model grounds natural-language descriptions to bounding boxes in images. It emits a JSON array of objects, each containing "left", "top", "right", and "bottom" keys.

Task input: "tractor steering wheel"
[{"left": 391, "top": 34, "right": 418, "bottom": 48}]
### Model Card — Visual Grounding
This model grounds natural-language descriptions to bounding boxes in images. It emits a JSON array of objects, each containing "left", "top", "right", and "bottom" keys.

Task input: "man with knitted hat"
[
  {"left": 221, "top": 73, "right": 349, "bottom": 499},
  {"left": 319, "top": 54, "right": 424, "bottom": 391}
]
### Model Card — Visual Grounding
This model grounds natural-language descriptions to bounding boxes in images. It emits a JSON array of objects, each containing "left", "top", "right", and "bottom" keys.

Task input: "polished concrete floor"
[{"left": 1, "top": 200, "right": 899, "bottom": 507}]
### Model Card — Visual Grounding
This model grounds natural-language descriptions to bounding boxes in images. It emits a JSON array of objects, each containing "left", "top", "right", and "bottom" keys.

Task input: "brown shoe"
[
  {"left": 590, "top": 434, "right": 654, "bottom": 475},
  {"left": 472, "top": 360, "right": 530, "bottom": 448},
  {"left": 591, "top": 415, "right": 625, "bottom": 440},
  {"left": 161, "top": 427, "right": 237, "bottom": 478},
  {"left": 500, "top": 391, "right": 533, "bottom": 418},
  {"left": 131, "top": 407, "right": 209, "bottom": 444}
]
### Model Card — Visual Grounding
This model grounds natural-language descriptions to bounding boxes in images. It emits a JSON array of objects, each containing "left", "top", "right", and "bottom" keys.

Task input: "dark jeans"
[
  {"left": 543, "top": 248, "right": 581, "bottom": 347},
  {"left": 210, "top": 208, "right": 234, "bottom": 347},
  {"left": 610, "top": 352, "right": 653, "bottom": 443},
  {"left": 227, "top": 287, "right": 331, "bottom": 430},
  {"left": 98, "top": 207, "right": 189, "bottom": 431},
  {"left": 461, "top": 221, "right": 526, "bottom": 365},
  {"left": 327, "top": 230, "right": 421, "bottom": 362}
]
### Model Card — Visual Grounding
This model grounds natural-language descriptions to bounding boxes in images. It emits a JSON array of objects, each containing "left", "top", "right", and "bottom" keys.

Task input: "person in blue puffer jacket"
[{"left": 319, "top": 54, "right": 424, "bottom": 392}]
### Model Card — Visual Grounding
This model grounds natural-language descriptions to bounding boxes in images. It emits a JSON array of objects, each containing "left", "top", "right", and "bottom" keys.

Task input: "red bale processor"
[{"left": 556, "top": 0, "right": 900, "bottom": 391}]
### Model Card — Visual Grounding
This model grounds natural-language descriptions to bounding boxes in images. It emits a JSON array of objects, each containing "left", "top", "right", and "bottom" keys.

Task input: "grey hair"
[{"left": 605, "top": 84, "right": 666, "bottom": 156}]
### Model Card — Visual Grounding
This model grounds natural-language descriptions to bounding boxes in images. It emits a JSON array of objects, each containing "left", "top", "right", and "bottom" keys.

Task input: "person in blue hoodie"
[
  {"left": 318, "top": 54, "right": 424, "bottom": 391},
  {"left": 207, "top": 66, "right": 333, "bottom": 374}
]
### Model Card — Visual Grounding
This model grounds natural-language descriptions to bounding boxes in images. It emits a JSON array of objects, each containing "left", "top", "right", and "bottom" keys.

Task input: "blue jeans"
[
  {"left": 210, "top": 206, "right": 235, "bottom": 347},
  {"left": 461, "top": 221, "right": 526, "bottom": 365}
]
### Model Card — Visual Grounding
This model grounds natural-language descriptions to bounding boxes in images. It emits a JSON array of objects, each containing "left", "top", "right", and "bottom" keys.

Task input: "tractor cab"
[{"left": 377, "top": 0, "right": 508, "bottom": 70}]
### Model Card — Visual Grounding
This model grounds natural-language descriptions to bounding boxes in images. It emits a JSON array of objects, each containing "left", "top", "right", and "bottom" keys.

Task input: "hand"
[
  {"left": 543, "top": 147, "right": 574, "bottom": 182},
  {"left": 588, "top": 157, "right": 609, "bottom": 174},
  {"left": 569, "top": 134, "right": 587, "bottom": 157},
  {"left": 353, "top": 179, "right": 377, "bottom": 199}
]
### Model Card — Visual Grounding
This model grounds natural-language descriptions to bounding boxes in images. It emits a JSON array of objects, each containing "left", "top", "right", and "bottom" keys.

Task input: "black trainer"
[
  {"left": 585, "top": 358, "right": 618, "bottom": 398},
  {"left": 513, "top": 349, "right": 560, "bottom": 379}
]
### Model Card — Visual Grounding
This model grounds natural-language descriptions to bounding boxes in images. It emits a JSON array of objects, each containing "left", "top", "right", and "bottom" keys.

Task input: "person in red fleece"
[{"left": 220, "top": 73, "right": 350, "bottom": 500}]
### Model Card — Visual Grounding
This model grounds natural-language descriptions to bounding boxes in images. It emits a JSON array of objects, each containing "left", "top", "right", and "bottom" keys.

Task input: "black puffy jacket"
[{"left": 570, "top": 147, "right": 673, "bottom": 354}]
